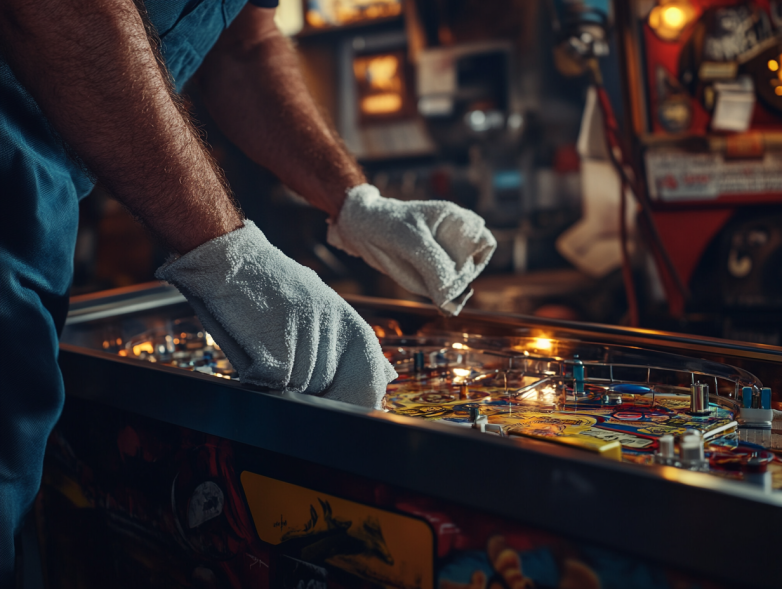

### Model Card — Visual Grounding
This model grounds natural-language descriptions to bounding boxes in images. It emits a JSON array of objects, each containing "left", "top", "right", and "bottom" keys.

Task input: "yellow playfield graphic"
[{"left": 241, "top": 471, "right": 433, "bottom": 589}]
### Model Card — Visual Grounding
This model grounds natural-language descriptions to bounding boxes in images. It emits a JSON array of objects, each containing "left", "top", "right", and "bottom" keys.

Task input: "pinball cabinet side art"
[{"left": 36, "top": 284, "right": 782, "bottom": 589}]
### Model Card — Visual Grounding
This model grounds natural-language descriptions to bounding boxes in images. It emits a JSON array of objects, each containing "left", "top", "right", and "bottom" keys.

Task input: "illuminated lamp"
[
  {"left": 533, "top": 338, "right": 553, "bottom": 351},
  {"left": 648, "top": 0, "right": 696, "bottom": 42},
  {"left": 360, "top": 93, "right": 403, "bottom": 115}
]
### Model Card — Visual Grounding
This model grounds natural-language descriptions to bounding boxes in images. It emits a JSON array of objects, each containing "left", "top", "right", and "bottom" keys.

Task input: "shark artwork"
[
  {"left": 241, "top": 471, "right": 433, "bottom": 588},
  {"left": 280, "top": 499, "right": 395, "bottom": 567}
]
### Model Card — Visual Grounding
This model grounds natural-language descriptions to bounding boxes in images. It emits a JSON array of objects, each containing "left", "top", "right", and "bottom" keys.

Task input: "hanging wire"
[{"left": 547, "top": 1, "right": 690, "bottom": 320}]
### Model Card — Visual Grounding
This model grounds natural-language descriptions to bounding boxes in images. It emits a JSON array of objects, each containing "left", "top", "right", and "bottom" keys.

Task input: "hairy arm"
[
  {"left": 0, "top": 0, "right": 242, "bottom": 254},
  {"left": 197, "top": 5, "right": 365, "bottom": 219}
]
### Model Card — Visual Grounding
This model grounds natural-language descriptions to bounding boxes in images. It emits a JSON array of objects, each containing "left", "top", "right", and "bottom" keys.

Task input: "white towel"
[
  {"left": 327, "top": 184, "right": 497, "bottom": 315},
  {"left": 156, "top": 220, "right": 396, "bottom": 408}
]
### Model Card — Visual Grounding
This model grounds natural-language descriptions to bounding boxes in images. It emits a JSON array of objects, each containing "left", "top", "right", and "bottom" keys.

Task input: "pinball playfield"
[{"left": 123, "top": 319, "right": 782, "bottom": 490}]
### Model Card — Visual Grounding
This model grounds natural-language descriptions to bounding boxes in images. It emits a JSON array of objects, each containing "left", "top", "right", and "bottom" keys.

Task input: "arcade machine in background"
[{"left": 614, "top": 0, "right": 782, "bottom": 344}]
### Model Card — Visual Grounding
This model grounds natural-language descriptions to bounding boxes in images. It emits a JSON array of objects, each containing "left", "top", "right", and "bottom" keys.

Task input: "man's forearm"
[
  {"left": 198, "top": 6, "right": 365, "bottom": 219},
  {"left": 0, "top": 0, "right": 242, "bottom": 254}
]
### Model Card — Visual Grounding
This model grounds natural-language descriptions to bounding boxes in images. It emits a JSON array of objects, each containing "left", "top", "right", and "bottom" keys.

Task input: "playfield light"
[
  {"left": 767, "top": 55, "right": 782, "bottom": 95},
  {"left": 648, "top": 0, "right": 696, "bottom": 41},
  {"left": 533, "top": 338, "right": 553, "bottom": 351}
]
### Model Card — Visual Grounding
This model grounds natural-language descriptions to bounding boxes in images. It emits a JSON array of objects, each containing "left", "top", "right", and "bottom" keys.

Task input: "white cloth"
[
  {"left": 156, "top": 220, "right": 396, "bottom": 409},
  {"left": 327, "top": 184, "right": 497, "bottom": 315},
  {"left": 557, "top": 86, "right": 636, "bottom": 278}
]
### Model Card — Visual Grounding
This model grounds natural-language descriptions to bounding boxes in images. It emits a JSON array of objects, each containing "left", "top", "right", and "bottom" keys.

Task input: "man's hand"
[
  {"left": 200, "top": 7, "right": 496, "bottom": 314},
  {"left": 327, "top": 185, "right": 497, "bottom": 316},
  {"left": 0, "top": 0, "right": 242, "bottom": 254},
  {"left": 156, "top": 221, "right": 397, "bottom": 408}
]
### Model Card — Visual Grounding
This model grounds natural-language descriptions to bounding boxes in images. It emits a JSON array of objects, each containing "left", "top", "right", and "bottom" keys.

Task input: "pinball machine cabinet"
[
  {"left": 616, "top": 0, "right": 782, "bottom": 334},
  {"left": 38, "top": 283, "right": 782, "bottom": 588}
]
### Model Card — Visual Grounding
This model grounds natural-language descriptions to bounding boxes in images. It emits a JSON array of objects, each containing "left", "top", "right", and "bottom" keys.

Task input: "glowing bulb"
[
  {"left": 452, "top": 342, "right": 466, "bottom": 349},
  {"left": 648, "top": 1, "right": 694, "bottom": 41},
  {"left": 452, "top": 368, "right": 471, "bottom": 378},
  {"left": 769, "top": 60, "right": 779, "bottom": 72},
  {"left": 775, "top": 86, "right": 782, "bottom": 96},
  {"left": 533, "top": 338, "right": 553, "bottom": 351},
  {"left": 469, "top": 110, "right": 486, "bottom": 127},
  {"left": 132, "top": 342, "right": 154, "bottom": 356},
  {"left": 661, "top": 6, "right": 685, "bottom": 28},
  {"left": 360, "top": 93, "right": 402, "bottom": 114}
]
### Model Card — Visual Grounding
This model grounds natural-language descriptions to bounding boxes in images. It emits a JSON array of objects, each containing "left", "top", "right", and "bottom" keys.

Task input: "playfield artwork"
[
  {"left": 122, "top": 323, "right": 782, "bottom": 488},
  {"left": 380, "top": 335, "right": 782, "bottom": 486}
]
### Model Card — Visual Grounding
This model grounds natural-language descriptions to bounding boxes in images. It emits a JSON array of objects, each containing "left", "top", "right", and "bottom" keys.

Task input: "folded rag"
[
  {"left": 156, "top": 220, "right": 397, "bottom": 409},
  {"left": 327, "top": 184, "right": 497, "bottom": 315}
]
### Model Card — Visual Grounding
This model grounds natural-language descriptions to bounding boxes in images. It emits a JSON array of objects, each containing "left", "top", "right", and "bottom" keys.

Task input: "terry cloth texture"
[
  {"left": 156, "top": 220, "right": 397, "bottom": 408},
  {"left": 327, "top": 184, "right": 497, "bottom": 316}
]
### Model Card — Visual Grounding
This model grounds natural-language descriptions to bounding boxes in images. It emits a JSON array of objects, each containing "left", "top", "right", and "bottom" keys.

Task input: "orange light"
[
  {"left": 132, "top": 342, "right": 154, "bottom": 356},
  {"left": 769, "top": 60, "right": 780, "bottom": 72},
  {"left": 306, "top": 0, "right": 401, "bottom": 28},
  {"left": 533, "top": 338, "right": 553, "bottom": 351},
  {"left": 354, "top": 55, "right": 401, "bottom": 91},
  {"left": 775, "top": 86, "right": 782, "bottom": 96},
  {"left": 661, "top": 5, "right": 685, "bottom": 28},
  {"left": 649, "top": 1, "right": 695, "bottom": 41},
  {"left": 305, "top": 10, "right": 326, "bottom": 28},
  {"left": 360, "top": 93, "right": 402, "bottom": 114}
]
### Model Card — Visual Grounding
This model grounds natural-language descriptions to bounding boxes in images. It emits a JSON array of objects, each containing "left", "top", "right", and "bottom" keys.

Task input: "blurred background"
[{"left": 73, "top": 0, "right": 782, "bottom": 345}]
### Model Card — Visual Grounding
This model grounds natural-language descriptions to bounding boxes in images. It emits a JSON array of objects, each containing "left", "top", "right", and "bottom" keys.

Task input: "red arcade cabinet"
[{"left": 617, "top": 0, "right": 782, "bottom": 341}]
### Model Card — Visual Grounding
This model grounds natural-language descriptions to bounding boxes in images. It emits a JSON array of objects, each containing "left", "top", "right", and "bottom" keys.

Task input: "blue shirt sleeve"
[{"left": 248, "top": 0, "right": 279, "bottom": 7}]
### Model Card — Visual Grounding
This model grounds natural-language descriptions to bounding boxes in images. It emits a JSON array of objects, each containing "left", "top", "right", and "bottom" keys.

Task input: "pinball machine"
[{"left": 37, "top": 282, "right": 782, "bottom": 589}]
